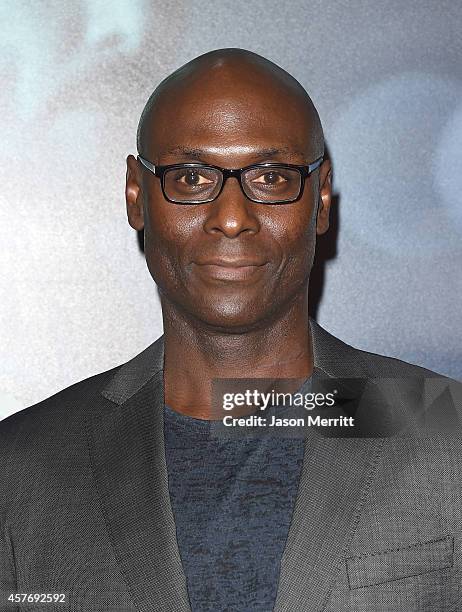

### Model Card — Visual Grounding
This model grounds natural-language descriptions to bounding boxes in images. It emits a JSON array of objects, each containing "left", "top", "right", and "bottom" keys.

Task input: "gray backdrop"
[{"left": 1, "top": 0, "right": 461, "bottom": 420}]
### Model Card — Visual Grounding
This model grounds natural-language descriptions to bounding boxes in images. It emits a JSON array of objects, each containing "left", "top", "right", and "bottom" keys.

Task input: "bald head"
[{"left": 137, "top": 48, "right": 324, "bottom": 161}]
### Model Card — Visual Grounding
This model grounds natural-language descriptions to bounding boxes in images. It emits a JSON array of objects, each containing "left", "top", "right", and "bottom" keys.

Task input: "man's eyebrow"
[
  {"left": 161, "top": 145, "right": 307, "bottom": 161},
  {"left": 162, "top": 146, "right": 209, "bottom": 160}
]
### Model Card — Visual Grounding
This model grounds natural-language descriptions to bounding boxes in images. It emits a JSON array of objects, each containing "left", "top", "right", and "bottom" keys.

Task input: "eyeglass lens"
[{"left": 163, "top": 166, "right": 302, "bottom": 203}]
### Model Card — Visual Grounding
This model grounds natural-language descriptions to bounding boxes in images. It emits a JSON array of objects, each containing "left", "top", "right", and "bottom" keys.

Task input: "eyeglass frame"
[{"left": 136, "top": 154, "right": 324, "bottom": 204}]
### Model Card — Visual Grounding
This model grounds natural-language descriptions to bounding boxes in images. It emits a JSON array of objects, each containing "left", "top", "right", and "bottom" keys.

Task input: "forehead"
[{"left": 144, "top": 79, "right": 316, "bottom": 163}]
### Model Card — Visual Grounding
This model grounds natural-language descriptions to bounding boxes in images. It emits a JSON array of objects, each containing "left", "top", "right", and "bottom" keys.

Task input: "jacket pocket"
[{"left": 345, "top": 535, "right": 454, "bottom": 590}]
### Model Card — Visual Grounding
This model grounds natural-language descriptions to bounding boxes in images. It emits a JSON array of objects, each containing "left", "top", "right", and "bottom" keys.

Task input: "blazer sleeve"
[
  {"left": 0, "top": 423, "right": 18, "bottom": 612},
  {"left": 0, "top": 530, "right": 17, "bottom": 611}
]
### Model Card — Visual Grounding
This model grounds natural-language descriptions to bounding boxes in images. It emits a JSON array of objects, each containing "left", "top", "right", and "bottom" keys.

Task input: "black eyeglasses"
[{"left": 137, "top": 155, "right": 323, "bottom": 205}]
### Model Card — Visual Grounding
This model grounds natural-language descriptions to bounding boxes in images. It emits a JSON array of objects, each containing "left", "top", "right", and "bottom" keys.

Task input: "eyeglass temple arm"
[
  {"left": 137, "top": 156, "right": 157, "bottom": 174},
  {"left": 307, "top": 157, "right": 323, "bottom": 173}
]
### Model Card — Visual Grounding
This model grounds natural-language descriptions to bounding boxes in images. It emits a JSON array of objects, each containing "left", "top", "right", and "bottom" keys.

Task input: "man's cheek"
[{"left": 282, "top": 237, "right": 316, "bottom": 279}]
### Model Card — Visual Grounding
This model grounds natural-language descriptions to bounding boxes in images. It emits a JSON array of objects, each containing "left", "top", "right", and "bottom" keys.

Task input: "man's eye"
[
  {"left": 177, "top": 170, "right": 214, "bottom": 186},
  {"left": 252, "top": 171, "right": 288, "bottom": 185}
]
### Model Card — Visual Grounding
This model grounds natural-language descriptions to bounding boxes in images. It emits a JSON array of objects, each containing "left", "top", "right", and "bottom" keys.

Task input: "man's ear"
[
  {"left": 316, "top": 159, "right": 332, "bottom": 235},
  {"left": 125, "top": 154, "right": 144, "bottom": 231}
]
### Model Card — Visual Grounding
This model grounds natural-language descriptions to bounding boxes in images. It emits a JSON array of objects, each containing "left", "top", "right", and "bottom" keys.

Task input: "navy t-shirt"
[{"left": 163, "top": 384, "right": 309, "bottom": 612}]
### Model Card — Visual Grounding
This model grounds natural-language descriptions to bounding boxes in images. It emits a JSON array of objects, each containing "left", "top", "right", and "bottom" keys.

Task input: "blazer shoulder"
[
  {"left": 311, "top": 321, "right": 462, "bottom": 433},
  {"left": 0, "top": 335, "right": 165, "bottom": 462},
  {"left": 349, "top": 345, "right": 462, "bottom": 409},
  {"left": 352, "top": 345, "right": 452, "bottom": 379},
  {"left": 311, "top": 318, "right": 459, "bottom": 382},
  {"left": 0, "top": 364, "right": 120, "bottom": 449}
]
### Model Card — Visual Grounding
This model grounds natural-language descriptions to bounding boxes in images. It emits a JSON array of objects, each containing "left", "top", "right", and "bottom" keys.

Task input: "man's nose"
[{"left": 202, "top": 176, "right": 260, "bottom": 238}]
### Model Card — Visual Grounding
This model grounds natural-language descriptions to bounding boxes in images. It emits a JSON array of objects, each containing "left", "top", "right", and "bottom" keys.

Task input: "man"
[{"left": 1, "top": 48, "right": 461, "bottom": 612}]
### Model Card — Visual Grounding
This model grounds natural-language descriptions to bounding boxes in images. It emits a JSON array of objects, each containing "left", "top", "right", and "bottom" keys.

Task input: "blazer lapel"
[
  {"left": 87, "top": 337, "right": 191, "bottom": 612},
  {"left": 273, "top": 320, "right": 386, "bottom": 612}
]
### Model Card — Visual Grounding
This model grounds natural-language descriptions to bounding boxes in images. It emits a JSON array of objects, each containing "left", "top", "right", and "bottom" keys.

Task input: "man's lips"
[{"left": 192, "top": 259, "right": 269, "bottom": 281}]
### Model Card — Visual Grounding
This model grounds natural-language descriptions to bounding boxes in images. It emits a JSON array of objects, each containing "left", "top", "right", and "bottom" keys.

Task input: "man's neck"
[{"left": 162, "top": 293, "right": 313, "bottom": 419}]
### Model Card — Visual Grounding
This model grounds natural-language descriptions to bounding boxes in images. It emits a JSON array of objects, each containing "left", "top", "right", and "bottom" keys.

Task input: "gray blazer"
[{"left": 1, "top": 319, "right": 461, "bottom": 612}]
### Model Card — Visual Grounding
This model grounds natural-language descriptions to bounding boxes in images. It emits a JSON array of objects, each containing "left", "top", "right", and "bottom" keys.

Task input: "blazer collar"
[
  {"left": 100, "top": 318, "right": 370, "bottom": 406},
  {"left": 89, "top": 319, "right": 384, "bottom": 612}
]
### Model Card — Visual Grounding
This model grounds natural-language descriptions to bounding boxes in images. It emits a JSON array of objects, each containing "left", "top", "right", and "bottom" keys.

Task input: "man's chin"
[
  {"left": 187, "top": 299, "right": 273, "bottom": 334},
  {"left": 160, "top": 285, "right": 281, "bottom": 333}
]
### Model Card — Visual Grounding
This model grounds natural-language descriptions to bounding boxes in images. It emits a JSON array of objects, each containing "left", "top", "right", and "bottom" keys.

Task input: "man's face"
[{"left": 126, "top": 71, "right": 331, "bottom": 331}]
